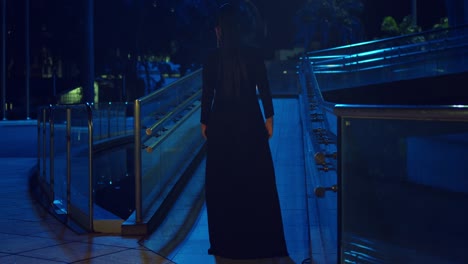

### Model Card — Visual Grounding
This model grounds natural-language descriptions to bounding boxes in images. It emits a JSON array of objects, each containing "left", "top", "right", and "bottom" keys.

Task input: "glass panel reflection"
[{"left": 340, "top": 117, "right": 468, "bottom": 263}]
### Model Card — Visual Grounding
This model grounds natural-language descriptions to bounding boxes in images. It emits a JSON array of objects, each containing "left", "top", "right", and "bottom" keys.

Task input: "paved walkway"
[{"left": 0, "top": 98, "right": 322, "bottom": 264}]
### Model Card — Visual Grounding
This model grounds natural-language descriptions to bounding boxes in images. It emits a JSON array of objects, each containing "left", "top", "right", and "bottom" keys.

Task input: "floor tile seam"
[
  {"left": 0, "top": 217, "right": 49, "bottom": 223},
  {"left": 68, "top": 240, "right": 146, "bottom": 250},
  {"left": 0, "top": 231, "right": 78, "bottom": 239},
  {"left": 65, "top": 247, "right": 156, "bottom": 264},
  {"left": 0, "top": 240, "right": 75, "bottom": 255},
  {"left": 3, "top": 237, "right": 142, "bottom": 254},
  {"left": 0, "top": 230, "right": 90, "bottom": 244},
  {"left": 0, "top": 252, "right": 68, "bottom": 263}
]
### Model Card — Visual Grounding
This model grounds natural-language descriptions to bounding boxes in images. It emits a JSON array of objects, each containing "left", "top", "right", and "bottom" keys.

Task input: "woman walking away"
[{"left": 200, "top": 3, "right": 289, "bottom": 260}]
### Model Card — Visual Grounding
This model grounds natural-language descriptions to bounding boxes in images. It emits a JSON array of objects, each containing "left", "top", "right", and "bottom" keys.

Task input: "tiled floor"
[{"left": 0, "top": 99, "right": 323, "bottom": 264}]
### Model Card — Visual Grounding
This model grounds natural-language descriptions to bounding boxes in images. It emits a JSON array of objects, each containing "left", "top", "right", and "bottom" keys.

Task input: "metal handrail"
[
  {"left": 145, "top": 90, "right": 201, "bottom": 136},
  {"left": 304, "top": 25, "right": 468, "bottom": 77},
  {"left": 300, "top": 24, "right": 468, "bottom": 98},
  {"left": 334, "top": 104, "right": 468, "bottom": 121},
  {"left": 139, "top": 69, "right": 202, "bottom": 105},
  {"left": 145, "top": 98, "right": 200, "bottom": 153},
  {"left": 305, "top": 24, "right": 468, "bottom": 58}
]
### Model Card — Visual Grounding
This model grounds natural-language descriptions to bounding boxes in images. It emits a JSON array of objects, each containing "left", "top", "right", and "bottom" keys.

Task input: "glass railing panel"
[
  {"left": 92, "top": 102, "right": 132, "bottom": 141},
  {"left": 47, "top": 105, "right": 92, "bottom": 225},
  {"left": 68, "top": 106, "right": 92, "bottom": 229},
  {"left": 50, "top": 107, "right": 70, "bottom": 213},
  {"left": 338, "top": 108, "right": 468, "bottom": 263},
  {"left": 140, "top": 100, "right": 203, "bottom": 215},
  {"left": 135, "top": 69, "right": 204, "bottom": 220},
  {"left": 139, "top": 70, "right": 202, "bottom": 136},
  {"left": 38, "top": 107, "right": 52, "bottom": 187},
  {"left": 93, "top": 143, "right": 134, "bottom": 218}
]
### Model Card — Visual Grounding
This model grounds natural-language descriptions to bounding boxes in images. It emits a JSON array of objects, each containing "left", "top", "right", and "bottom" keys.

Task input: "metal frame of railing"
[
  {"left": 37, "top": 103, "right": 94, "bottom": 231},
  {"left": 334, "top": 104, "right": 468, "bottom": 121},
  {"left": 36, "top": 67, "right": 203, "bottom": 232},
  {"left": 134, "top": 100, "right": 143, "bottom": 223},
  {"left": 133, "top": 69, "right": 202, "bottom": 224},
  {"left": 37, "top": 102, "right": 132, "bottom": 231}
]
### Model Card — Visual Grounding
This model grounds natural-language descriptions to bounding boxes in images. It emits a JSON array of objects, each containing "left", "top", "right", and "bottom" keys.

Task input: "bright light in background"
[
  {"left": 94, "top": 81, "right": 99, "bottom": 104},
  {"left": 58, "top": 81, "right": 99, "bottom": 104}
]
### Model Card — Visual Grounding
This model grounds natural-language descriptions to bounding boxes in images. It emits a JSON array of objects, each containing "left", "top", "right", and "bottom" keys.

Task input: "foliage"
[
  {"left": 399, "top": 15, "right": 421, "bottom": 35},
  {"left": 432, "top": 17, "right": 449, "bottom": 30},
  {"left": 380, "top": 15, "right": 424, "bottom": 38},
  {"left": 294, "top": 0, "right": 365, "bottom": 50},
  {"left": 380, "top": 15, "right": 450, "bottom": 38},
  {"left": 381, "top": 16, "right": 400, "bottom": 37}
]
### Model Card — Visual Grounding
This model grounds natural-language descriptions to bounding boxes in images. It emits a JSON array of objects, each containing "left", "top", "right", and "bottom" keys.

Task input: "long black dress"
[{"left": 200, "top": 46, "right": 289, "bottom": 259}]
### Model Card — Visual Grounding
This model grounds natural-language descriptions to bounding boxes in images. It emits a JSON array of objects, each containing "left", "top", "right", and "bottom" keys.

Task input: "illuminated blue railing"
[{"left": 303, "top": 25, "right": 468, "bottom": 91}]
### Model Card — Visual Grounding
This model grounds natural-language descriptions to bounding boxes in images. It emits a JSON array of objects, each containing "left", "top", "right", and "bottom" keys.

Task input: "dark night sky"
[
  {"left": 3, "top": 0, "right": 450, "bottom": 63},
  {"left": 5, "top": 0, "right": 449, "bottom": 50},
  {"left": 249, "top": 0, "right": 448, "bottom": 48}
]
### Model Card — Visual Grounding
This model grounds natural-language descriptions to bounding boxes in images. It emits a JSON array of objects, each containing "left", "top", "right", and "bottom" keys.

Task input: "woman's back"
[{"left": 202, "top": 46, "right": 272, "bottom": 141}]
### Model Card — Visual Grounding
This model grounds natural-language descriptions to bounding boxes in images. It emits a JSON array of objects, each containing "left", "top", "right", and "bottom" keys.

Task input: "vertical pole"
[
  {"left": 53, "top": 69, "right": 56, "bottom": 102},
  {"left": 99, "top": 105, "right": 102, "bottom": 140},
  {"left": 465, "top": 1, "right": 468, "bottom": 26},
  {"left": 87, "top": 104, "right": 94, "bottom": 231},
  {"left": 445, "top": 0, "right": 468, "bottom": 27},
  {"left": 411, "top": 0, "right": 417, "bottom": 26},
  {"left": 336, "top": 115, "right": 343, "bottom": 263},
  {"left": 42, "top": 108, "right": 46, "bottom": 180},
  {"left": 122, "top": 75, "right": 126, "bottom": 102},
  {"left": 37, "top": 112, "right": 41, "bottom": 176},
  {"left": 49, "top": 106, "right": 54, "bottom": 198},
  {"left": 134, "top": 100, "right": 142, "bottom": 223},
  {"left": 2, "top": 0, "right": 6, "bottom": 120},
  {"left": 66, "top": 108, "right": 71, "bottom": 217},
  {"left": 85, "top": 0, "right": 95, "bottom": 103},
  {"left": 107, "top": 102, "right": 111, "bottom": 138},
  {"left": 25, "top": 0, "right": 30, "bottom": 119}
]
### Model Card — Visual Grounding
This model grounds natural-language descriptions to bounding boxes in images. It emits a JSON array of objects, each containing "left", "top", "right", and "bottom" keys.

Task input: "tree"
[
  {"left": 294, "top": 0, "right": 364, "bottom": 50},
  {"left": 380, "top": 16, "right": 400, "bottom": 37},
  {"left": 381, "top": 15, "right": 424, "bottom": 44}
]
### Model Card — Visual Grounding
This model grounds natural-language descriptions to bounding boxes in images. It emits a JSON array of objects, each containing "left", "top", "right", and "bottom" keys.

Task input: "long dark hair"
[{"left": 216, "top": 3, "right": 241, "bottom": 48}]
